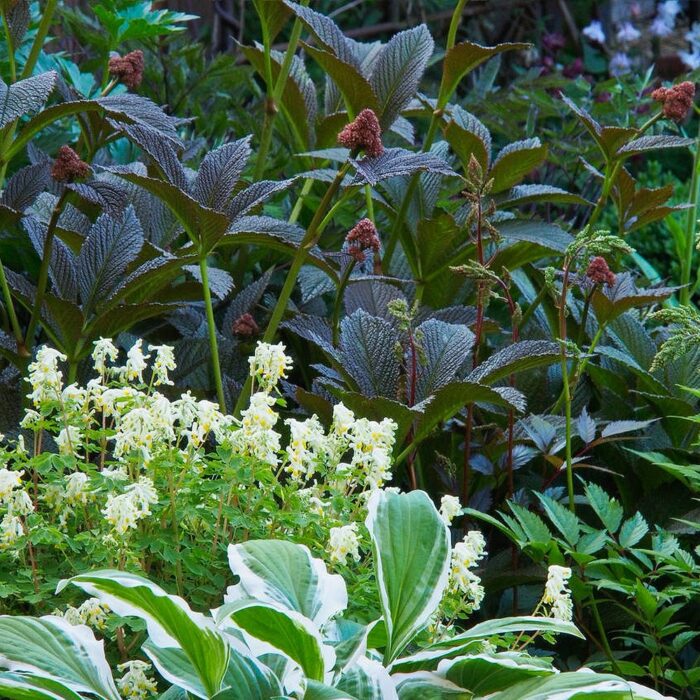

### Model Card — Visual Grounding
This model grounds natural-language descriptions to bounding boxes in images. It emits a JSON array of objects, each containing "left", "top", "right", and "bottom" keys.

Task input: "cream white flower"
[
  {"left": 123, "top": 340, "right": 150, "bottom": 383},
  {"left": 0, "top": 468, "right": 23, "bottom": 501},
  {"left": 151, "top": 344, "right": 176, "bottom": 386},
  {"left": 56, "top": 426, "right": 83, "bottom": 456},
  {"left": 20, "top": 409, "right": 42, "bottom": 430},
  {"left": 0, "top": 513, "right": 23, "bottom": 550},
  {"left": 332, "top": 403, "right": 355, "bottom": 436},
  {"left": 103, "top": 493, "right": 139, "bottom": 535},
  {"left": 439, "top": 495, "right": 462, "bottom": 525},
  {"left": 329, "top": 523, "right": 361, "bottom": 564},
  {"left": 248, "top": 341, "right": 292, "bottom": 392},
  {"left": 113, "top": 407, "right": 155, "bottom": 462},
  {"left": 449, "top": 531, "right": 487, "bottom": 610},
  {"left": 285, "top": 416, "right": 327, "bottom": 481},
  {"left": 116, "top": 660, "right": 158, "bottom": 700},
  {"left": 125, "top": 477, "right": 158, "bottom": 518},
  {"left": 229, "top": 392, "right": 281, "bottom": 465},
  {"left": 61, "top": 384, "right": 88, "bottom": 411},
  {"left": 65, "top": 472, "right": 90, "bottom": 505},
  {"left": 92, "top": 338, "right": 119, "bottom": 374},
  {"left": 542, "top": 565, "right": 573, "bottom": 622},
  {"left": 348, "top": 417, "right": 397, "bottom": 489},
  {"left": 7, "top": 489, "right": 33, "bottom": 516},
  {"left": 59, "top": 598, "right": 110, "bottom": 630},
  {"left": 27, "top": 346, "right": 66, "bottom": 406}
]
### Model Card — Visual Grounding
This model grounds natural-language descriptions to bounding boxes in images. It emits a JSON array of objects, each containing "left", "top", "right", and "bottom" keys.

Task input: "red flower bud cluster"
[
  {"left": 232, "top": 313, "right": 259, "bottom": 337},
  {"left": 108, "top": 50, "right": 145, "bottom": 90},
  {"left": 337, "top": 109, "right": 384, "bottom": 157},
  {"left": 651, "top": 81, "right": 695, "bottom": 122},
  {"left": 51, "top": 146, "right": 90, "bottom": 182},
  {"left": 586, "top": 256, "right": 616, "bottom": 287},
  {"left": 345, "top": 218, "right": 381, "bottom": 263}
]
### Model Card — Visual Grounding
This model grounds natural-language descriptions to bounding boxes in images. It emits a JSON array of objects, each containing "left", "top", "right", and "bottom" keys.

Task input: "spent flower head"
[
  {"left": 108, "top": 50, "right": 145, "bottom": 90},
  {"left": 337, "top": 108, "right": 384, "bottom": 157}
]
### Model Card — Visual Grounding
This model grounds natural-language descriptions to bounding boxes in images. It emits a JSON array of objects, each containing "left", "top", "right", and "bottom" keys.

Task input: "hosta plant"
[{"left": 0, "top": 488, "right": 673, "bottom": 700}]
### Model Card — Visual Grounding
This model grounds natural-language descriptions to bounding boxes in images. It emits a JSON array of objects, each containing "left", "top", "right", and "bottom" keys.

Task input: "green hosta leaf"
[
  {"left": 0, "top": 71, "right": 56, "bottom": 128},
  {"left": 369, "top": 25, "right": 434, "bottom": 129},
  {"left": 482, "top": 671, "right": 669, "bottom": 699},
  {"left": 440, "top": 653, "right": 554, "bottom": 694},
  {"left": 304, "top": 681, "right": 356, "bottom": 699},
  {"left": 393, "top": 671, "right": 470, "bottom": 699},
  {"left": 226, "top": 539, "right": 347, "bottom": 626},
  {"left": 534, "top": 494, "right": 580, "bottom": 546},
  {"left": 217, "top": 600, "right": 331, "bottom": 682},
  {"left": 0, "top": 672, "right": 83, "bottom": 700},
  {"left": 618, "top": 512, "right": 649, "bottom": 548},
  {"left": 0, "top": 616, "right": 120, "bottom": 700},
  {"left": 488, "top": 139, "right": 547, "bottom": 193},
  {"left": 365, "top": 490, "right": 450, "bottom": 663},
  {"left": 60, "top": 571, "right": 230, "bottom": 699},
  {"left": 438, "top": 40, "right": 529, "bottom": 107}
]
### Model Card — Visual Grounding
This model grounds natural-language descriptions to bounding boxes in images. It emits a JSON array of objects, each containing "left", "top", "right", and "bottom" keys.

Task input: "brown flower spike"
[
  {"left": 232, "top": 313, "right": 259, "bottom": 337},
  {"left": 108, "top": 50, "right": 145, "bottom": 90},
  {"left": 51, "top": 146, "right": 90, "bottom": 182},
  {"left": 586, "top": 256, "right": 616, "bottom": 287},
  {"left": 337, "top": 109, "right": 384, "bottom": 157},
  {"left": 346, "top": 218, "right": 381, "bottom": 263},
  {"left": 651, "top": 81, "right": 695, "bottom": 122}
]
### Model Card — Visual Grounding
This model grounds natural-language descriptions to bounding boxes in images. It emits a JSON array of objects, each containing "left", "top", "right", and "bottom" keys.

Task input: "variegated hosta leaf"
[
  {"left": 438, "top": 653, "right": 554, "bottom": 695},
  {"left": 365, "top": 490, "right": 450, "bottom": 663},
  {"left": 226, "top": 539, "right": 347, "bottom": 627},
  {"left": 336, "top": 657, "right": 398, "bottom": 699},
  {"left": 59, "top": 570, "right": 230, "bottom": 699},
  {"left": 0, "top": 615, "right": 120, "bottom": 700},
  {"left": 216, "top": 600, "right": 333, "bottom": 683},
  {"left": 482, "top": 670, "right": 673, "bottom": 700},
  {"left": 0, "top": 671, "right": 84, "bottom": 700},
  {"left": 392, "top": 671, "right": 470, "bottom": 699}
]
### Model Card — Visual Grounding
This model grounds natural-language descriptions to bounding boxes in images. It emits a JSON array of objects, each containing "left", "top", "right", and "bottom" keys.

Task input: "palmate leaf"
[
  {"left": 226, "top": 539, "right": 347, "bottom": 627},
  {"left": 351, "top": 148, "right": 456, "bottom": 186},
  {"left": 488, "top": 139, "right": 547, "bottom": 193},
  {"left": 616, "top": 134, "right": 694, "bottom": 157},
  {"left": 303, "top": 43, "right": 380, "bottom": 117},
  {"left": 591, "top": 273, "right": 677, "bottom": 325},
  {"left": 0, "top": 71, "right": 56, "bottom": 128},
  {"left": 365, "top": 490, "right": 450, "bottom": 663},
  {"left": 4, "top": 0, "right": 30, "bottom": 45},
  {"left": 192, "top": 137, "right": 252, "bottom": 210},
  {"left": 227, "top": 179, "right": 297, "bottom": 219},
  {"left": 283, "top": 1, "right": 360, "bottom": 68},
  {"left": 1, "top": 161, "right": 50, "bottom": 212},
  {"left": 241, "top": 44, "right": 317, "bottom": 148},
  {"left": 0, "top": 616, "right": 120, "bottom": 700},
  {"left": 443, "top": 105, "right": 491, "bottom": 171},
  {"left": 76, "top": 205, "right": 144, "bottom": 313},
  {"left": 500, "top": 184, "right": 590, "bottom": 208},
  {"left": 369, "top": 25, "right": 434, "bottom": 129},
  {"left": 344, "top": 278, "right": 405, "bottom": 321},
  {"left": 467, "top": 340, "right": 560, "bottom": 386},
  {"left": 60, "top": 570, "right": 230, "bottom": 699},
  {"left": 340, "top": 309, "right": 400, "bottom": 398},
  {"left": 415, "top": 319, "right": 474, "bottom": 402},
  {"left": 438, "top": 41, "right": 529, "bottom": 106}
]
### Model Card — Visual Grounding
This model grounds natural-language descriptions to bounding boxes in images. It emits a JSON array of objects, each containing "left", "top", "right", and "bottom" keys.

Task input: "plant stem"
[
  {"left": 199, "top": 256, "right": 227, "bottom": 411},
  {"left": 332, "top": 260, "right": 356, "bottom": 345},
  {"left": 24, "top": 192, "right": 67, "bottom": 351},
  {"left": 2, "top": 10, "right": 16, "bottom": 82},
  {"left": 234, "top": 162, "right": 351, "bottom": 415},
  {"left": 680, "top": 119, "right": 700, "bottom": 306},
  {"left": 446, "top": 0, "right": 468, "bottom": 51},
  {"left": 20, "top": 0, "right": 58, "bottom": 80},
  {"left": 0, "top": 258, "right": 25, "bottom": 353}
]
